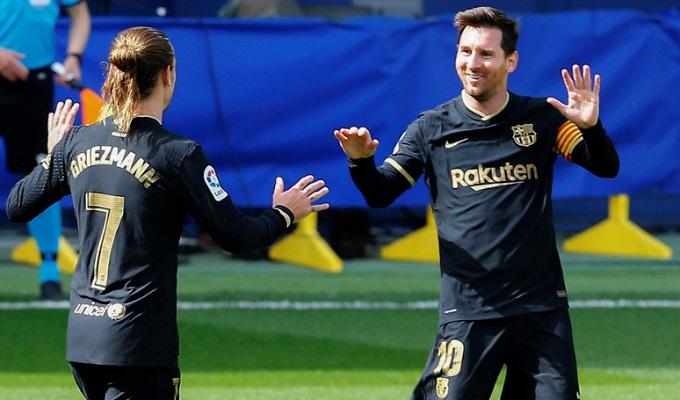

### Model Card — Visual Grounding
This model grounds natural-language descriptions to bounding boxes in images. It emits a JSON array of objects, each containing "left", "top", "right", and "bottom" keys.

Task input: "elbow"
[
  {"left": 6, "top": 208, "right": 30, "bottom": 223},
  {"left": 600, "top": 167, "right": 619, "bottom": 179},
  {"left": 365, "top": 197, "right": 394, "bottom": 208},
  {"left": 212, "top": 238, "right": 248, "bottom": 255},
  {"left": 596, "top": 158, "right": 620, "bottom": 178},
  {"left": 211, "top": 231, "right": 276, "bottom": 256},
  {"left": 5, "top": 198, "right": 27, "bottom": 223}
]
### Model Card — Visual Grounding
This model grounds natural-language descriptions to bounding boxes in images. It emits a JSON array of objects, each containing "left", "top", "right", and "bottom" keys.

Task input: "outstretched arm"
[{"left": 334, "top": 126, "right": 413, "bottom": 208}]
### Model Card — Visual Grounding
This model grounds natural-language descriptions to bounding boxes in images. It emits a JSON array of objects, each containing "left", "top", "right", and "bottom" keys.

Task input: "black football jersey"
[
  {"left": 349, "top": 92, "right": 618, "bottom": 324},
  {"left": 7, "top": 116, "right": 291, "bottom": 367}
]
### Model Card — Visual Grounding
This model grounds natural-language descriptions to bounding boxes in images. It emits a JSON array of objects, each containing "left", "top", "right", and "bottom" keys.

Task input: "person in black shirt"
[
  {"left": 333, "top": 6, "right": 619, "bottom": 400},
  {"left": 6, "top": 26, "right": 329, "bottom": 400}
]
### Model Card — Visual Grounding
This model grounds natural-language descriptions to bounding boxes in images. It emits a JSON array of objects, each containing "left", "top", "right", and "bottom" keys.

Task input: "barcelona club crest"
[
  {"left": 511, "top": 124, "right": 537, "bottom": 147},
  {"left": 436, "top": 377, "right": 449, "bottom": 399}
]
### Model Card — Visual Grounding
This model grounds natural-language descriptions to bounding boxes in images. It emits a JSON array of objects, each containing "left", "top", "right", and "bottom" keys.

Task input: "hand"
[
  {"left": 0, "top": 48, "right": 29, "bottom": 82},
  {"left": 47, "top": 99, "right": 80, "bottom": 153},
  {"left": 272, "top": 175, "right": 330, "bottom": 223},
  {"left": 334, "top": 126, "right": 379, "bottom": 159},
  {"left": 55, "top": 55, "right": 82, "bottom": 88},
  {"left": 547, "top": 64, "right": 600, "bottom": 129}
]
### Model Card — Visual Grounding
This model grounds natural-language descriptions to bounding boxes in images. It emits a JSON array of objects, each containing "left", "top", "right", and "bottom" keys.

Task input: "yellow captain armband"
[{"left": 555, "top": 121, "right": 583, "bottom": 160}]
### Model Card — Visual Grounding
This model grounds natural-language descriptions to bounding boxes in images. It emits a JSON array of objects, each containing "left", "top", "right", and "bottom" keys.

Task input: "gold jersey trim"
[{"left": 385, "top": 158, "right": 416, "bottom": 186}]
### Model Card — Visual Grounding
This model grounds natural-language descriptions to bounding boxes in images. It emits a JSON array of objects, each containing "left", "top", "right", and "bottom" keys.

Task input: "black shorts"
[
  {"left": 410, "top": 309, "right": 579, "bottom": 400},
  {"left": 69, "top": 362, "right": 181, "bottom": 400},
  {"left": 0, "top": 66, "right": 53, "bottom": 175}
]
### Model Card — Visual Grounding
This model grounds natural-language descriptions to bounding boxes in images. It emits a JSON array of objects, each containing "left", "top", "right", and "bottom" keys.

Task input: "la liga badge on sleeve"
[{"left": 203, "top": 165, "right": 228, "bottom": 201}]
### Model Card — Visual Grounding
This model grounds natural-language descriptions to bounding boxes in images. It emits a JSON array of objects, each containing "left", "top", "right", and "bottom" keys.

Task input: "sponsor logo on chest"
[{"left": 448, "top": 123, "right": 540, "bottom": 191}]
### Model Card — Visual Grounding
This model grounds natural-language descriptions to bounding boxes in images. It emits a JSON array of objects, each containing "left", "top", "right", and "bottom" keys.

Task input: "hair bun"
[{"left": 110, "top": 44, "right": 138, "bottom": 73}]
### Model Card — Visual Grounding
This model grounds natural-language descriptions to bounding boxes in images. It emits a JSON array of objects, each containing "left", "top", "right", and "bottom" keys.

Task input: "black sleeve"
[
  {"left": 177, "top": 145, "right": 292, "bottom": 255},
  {"left": 348, "top": 156, "right": 412, "bottom": 208},
  {"left": 570, "top": 120, "right": 620, "bottom": 178},
  {"left": 5, "top": 140, "right": 71, "bottom": 223}
]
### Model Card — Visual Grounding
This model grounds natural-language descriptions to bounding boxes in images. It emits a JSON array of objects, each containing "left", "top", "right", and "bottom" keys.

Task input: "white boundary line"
[{"left": 1, "top": 299, "right": 680, "bottom": 310}]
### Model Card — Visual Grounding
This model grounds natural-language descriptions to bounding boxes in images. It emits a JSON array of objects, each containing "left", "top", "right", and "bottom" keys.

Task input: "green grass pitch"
[{"left": 1, "top": 233, "right": 680, "bottom": 399}]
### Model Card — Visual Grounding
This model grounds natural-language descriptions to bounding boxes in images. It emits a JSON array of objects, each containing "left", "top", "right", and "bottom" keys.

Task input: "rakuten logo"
[{"left": 451, "top": 163, "right": 538, "bottom": 191}]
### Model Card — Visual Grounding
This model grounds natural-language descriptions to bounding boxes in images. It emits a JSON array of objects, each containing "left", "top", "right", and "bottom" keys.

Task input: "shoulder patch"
[{"left": 203, "top": 165, "right": 228, "bottom": 201}]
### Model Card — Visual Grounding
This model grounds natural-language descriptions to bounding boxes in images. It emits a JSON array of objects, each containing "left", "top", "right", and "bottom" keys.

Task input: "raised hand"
[
  {"left": 47, "top": 99, "right": 80, "bottom": 153},
  {"left": 272, "top": 175, "right": 330, "bottom": 223},
  {"left": 547, "top": 64, "right": 600, "bottom": 129},
  {"left": 333, "top": 126, "right": 379, "bottom": 159}
]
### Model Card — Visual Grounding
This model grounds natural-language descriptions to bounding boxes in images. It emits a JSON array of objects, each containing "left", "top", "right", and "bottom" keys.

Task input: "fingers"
[
  {"left": 53, "top": 100, "right": 65, "bottom": 121},
  {"left": 306, "top": 181, "right": 329, "bottom": 215},
  {"left": 581, "top": 65, "right": 591, "bottom": 90},
  {"left": 546, "top": 96, "right": 566, "bottom": 111},
  {"left": 55, "top": 99, "right": 80, "bottom": 127},
  {"left": 274, "top": 176, "right": 284, "bottom": 196},
  {"left": 47, "top": 99, "right": 79, "bottom": 152},
  {"left": 592, "top": 73, "right": 601, "bottom": 97},
  {"left": 296, "top": 176, "right": 330, "bottom": 203},
  {"left": 308, "top": 187, "right": 330, "bottom": 204},
  {"left": 293, "top": 175, "right": 315, "bottom": 191},
  {"left": 334, "top": 126, "right": 369, "bottom": 138},
  {"left": 571, "top": 64, "right": 583, "bottom": 89},
  {"left": 278, "top": 175, "right": 331, "bottom": 220},
  {"left": 65, "top": 100, "right": 80, "bottom": 124},
  {"left": 566, "top": 64, "right": 599, "bottom": 92},
  {"left": 333, "top": 129, "right": 347, "bottom": 141},
  {"left": 561, "top": 68, "right": 575, "bottom": 92},
  {"left": 310, "top": 202, "right": 330, "bottom": 213},
  {"left": 1, "top": 63, "right": 29, "bottom": 81}
]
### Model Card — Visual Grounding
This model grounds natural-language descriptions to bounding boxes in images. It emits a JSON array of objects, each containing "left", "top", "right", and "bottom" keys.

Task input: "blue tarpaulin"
[{"left": 1, "top": 9, "right": 678, "bottom": 208}]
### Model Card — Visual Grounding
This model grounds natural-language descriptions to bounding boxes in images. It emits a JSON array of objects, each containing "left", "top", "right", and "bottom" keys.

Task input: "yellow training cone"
[
  {"left": 11, "top": 236, "right": 78, "bottom": 273},
  {"left": 381, "top": 206, "right": 438, "bottom": 263},
  {"left": 269, "top": 212, "right": 343, "bottom": 273},
  {"left": 563, "top": 194, "right": 672, "bottom": 259}
]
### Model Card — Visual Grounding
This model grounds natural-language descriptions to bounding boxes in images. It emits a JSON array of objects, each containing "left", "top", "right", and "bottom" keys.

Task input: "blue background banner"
[{"left": 1, "top": 9, "right": 679, "bottom": 208}]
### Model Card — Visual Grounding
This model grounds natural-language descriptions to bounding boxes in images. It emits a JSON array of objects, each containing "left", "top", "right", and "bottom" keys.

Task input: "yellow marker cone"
[
  {"left": 269, "top": 212, "right": 343, "bottom": 273},
  {"left": 563, "top": 194, "right": 672, "bottom": 259},
  {"left": 11, "top": 236, "right": 78, "bottom": 273},
  {"left": 381, "top": 206, "right": 438, "bottom": 263}
]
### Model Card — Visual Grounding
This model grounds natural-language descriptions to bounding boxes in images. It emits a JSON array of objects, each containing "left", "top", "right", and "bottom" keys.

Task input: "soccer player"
[
  {"left": 6, "top": 26, "right": 329, "bottom": 399},
  {"left": 0, "top": 0, "right": 90, "bottom": 300},
  {"left": 333, "top": 6, "right": 619, "bottom": 400}
]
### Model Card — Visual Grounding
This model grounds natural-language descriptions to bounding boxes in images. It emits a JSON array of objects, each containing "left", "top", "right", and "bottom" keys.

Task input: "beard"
[{"left": 464, "top": 83, "right": 497, "bottom": 103}]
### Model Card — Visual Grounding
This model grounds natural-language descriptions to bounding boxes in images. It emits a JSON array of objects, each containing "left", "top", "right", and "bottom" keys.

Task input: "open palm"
[
  {"left": 47, "top": 99, "right": 80, "bottom": 153},
  {"left": 547, "top": 64, "right": 600, "bottom": 129}
]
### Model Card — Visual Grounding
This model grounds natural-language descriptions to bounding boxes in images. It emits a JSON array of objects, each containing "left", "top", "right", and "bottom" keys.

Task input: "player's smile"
[
  {"left": 465, "top": 73, "right": 485, "bottom": 86},
  {"left": 455, "top": 25, "right": 516, "bottom": 113}
]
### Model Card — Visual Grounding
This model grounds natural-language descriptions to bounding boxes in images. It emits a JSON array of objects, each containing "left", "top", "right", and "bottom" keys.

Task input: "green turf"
[{"left": 1, "top": 232, "right": 680, "bottom": 399}]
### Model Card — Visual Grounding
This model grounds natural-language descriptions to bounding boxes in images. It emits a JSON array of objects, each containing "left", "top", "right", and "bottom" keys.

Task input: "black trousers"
[{"left": 70, "top": 362, "right": 181, "bottom": 400}]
